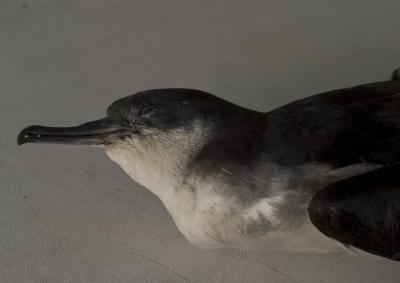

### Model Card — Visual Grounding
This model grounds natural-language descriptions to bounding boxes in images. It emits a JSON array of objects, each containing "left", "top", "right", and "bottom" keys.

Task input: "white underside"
[{"left": 104, "top": 129, "right": 348, "bottom": 254}]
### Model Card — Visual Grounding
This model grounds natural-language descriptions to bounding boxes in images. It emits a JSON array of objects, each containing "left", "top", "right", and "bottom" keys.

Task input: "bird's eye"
[{"left": 138, "top": 105, "right": 154, "bottom": 118}]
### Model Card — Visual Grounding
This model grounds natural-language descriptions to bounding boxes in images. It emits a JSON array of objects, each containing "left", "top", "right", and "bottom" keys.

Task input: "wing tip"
[{"left": 391, "top": 68, "right": 400, "bottom": 81}]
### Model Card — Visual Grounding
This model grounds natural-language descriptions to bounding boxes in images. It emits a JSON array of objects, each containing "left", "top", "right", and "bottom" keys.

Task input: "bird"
[{"left": 18, "top": 68, "right": 400, "bottom": 262}]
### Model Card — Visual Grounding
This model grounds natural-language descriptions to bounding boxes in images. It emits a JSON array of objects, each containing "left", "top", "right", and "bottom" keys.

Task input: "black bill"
[{"left": 17, "top": 117, "right": 126, "bottom": 145}]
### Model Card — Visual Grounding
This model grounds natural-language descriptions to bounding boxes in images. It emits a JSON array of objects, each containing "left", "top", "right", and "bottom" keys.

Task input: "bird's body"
[
  {"left": 106, "top": 142, "right": 346, "bottom": 252},
  {"left": 19, "top": 68, "right": 400, "bottom": 261},
  {"left": 105, "top": 118, "right": 355, "bottom": 252}
]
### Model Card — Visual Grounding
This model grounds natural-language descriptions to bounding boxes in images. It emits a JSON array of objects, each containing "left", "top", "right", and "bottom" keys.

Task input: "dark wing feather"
[
  {"left": 308, "top": 164, "right": 400, "bottom": 261},
  {"left": 264, "top": 80, "right": 400, "bottom": 167}
]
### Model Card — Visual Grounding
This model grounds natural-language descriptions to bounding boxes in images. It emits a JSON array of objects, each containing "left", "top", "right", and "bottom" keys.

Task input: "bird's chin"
[{"left": 17, "top": 117, "right": 128, "bottom": 146}]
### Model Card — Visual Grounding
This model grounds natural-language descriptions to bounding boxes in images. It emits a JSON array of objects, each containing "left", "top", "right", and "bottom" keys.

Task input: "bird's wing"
[
  {"left": 308, "top": 164, "right": 400, "bottom": 261},
  {"left": 264, "top": 78, "right": 400, "bottom": 167}
]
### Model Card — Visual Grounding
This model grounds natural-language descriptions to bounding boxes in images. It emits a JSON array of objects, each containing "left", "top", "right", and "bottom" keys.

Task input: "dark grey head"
[{"left": 17, "top": 88, "right": 245, "bottom": 147}]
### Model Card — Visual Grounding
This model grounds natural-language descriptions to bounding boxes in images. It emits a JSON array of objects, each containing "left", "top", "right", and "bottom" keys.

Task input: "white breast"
[{"left": 104, "top": 129, "right": 344, "bottom": 253}]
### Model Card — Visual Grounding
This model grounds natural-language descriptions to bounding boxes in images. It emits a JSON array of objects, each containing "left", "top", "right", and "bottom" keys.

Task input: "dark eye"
[{"left": 138, "top": 105, "right": 154, "bottom": 118}]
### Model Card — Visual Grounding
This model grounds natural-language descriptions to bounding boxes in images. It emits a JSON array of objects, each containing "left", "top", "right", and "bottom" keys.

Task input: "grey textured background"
[{"left": 1, "top": 0, "right": 400, "bottom": 282}]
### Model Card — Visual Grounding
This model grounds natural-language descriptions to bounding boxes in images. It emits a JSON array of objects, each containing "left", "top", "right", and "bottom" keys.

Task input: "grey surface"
[{"left": 1, "top": 0, "right": 400, "bottom": 282}]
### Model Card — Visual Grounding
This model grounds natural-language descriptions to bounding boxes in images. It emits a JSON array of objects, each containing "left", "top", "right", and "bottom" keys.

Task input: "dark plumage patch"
[
  {"left": 264, "top": 79, "right": 400, "bottom": 167},
  {"left": 106, "top": 88, "right": 249, "bottom": 132},
  {"left": 107, "top": 80, "right": 400, "bottom": 171},
  {"left": 308, "top": 164, "right": 400, "bottom": 261},
  {"left": 189, "top": 76, "right": 400, "bottom": 206},
  {"left": 392, "top": 68, "right": 400, "bottom": 81}
]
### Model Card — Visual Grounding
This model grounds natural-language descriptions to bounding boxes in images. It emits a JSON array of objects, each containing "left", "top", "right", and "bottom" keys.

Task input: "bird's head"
[
  {"left": 17, "top": 89, "right": 248, "bottom": 190},
  {"left": 18, "top": 89, "right": 242, "bottom": 147}
]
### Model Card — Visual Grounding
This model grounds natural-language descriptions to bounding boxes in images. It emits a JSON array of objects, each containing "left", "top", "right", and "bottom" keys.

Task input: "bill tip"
[{"left": 17, "top": 125, "right": 37, "bottom": 145}]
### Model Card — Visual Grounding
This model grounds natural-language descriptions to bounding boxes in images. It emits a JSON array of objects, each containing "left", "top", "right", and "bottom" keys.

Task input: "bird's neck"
[{"left": 105, "top": 122, "right": 209, "bottom": 202}]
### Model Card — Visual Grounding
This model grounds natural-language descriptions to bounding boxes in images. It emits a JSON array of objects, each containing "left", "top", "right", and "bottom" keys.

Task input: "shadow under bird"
[{"left": 18, "top": 69, "right": 400, "bottom": 262}]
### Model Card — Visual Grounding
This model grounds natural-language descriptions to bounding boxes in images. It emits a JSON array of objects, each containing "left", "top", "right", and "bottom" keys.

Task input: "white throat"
[{"left": 104, "top": 123, "right": 208, "bottom": 214}]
